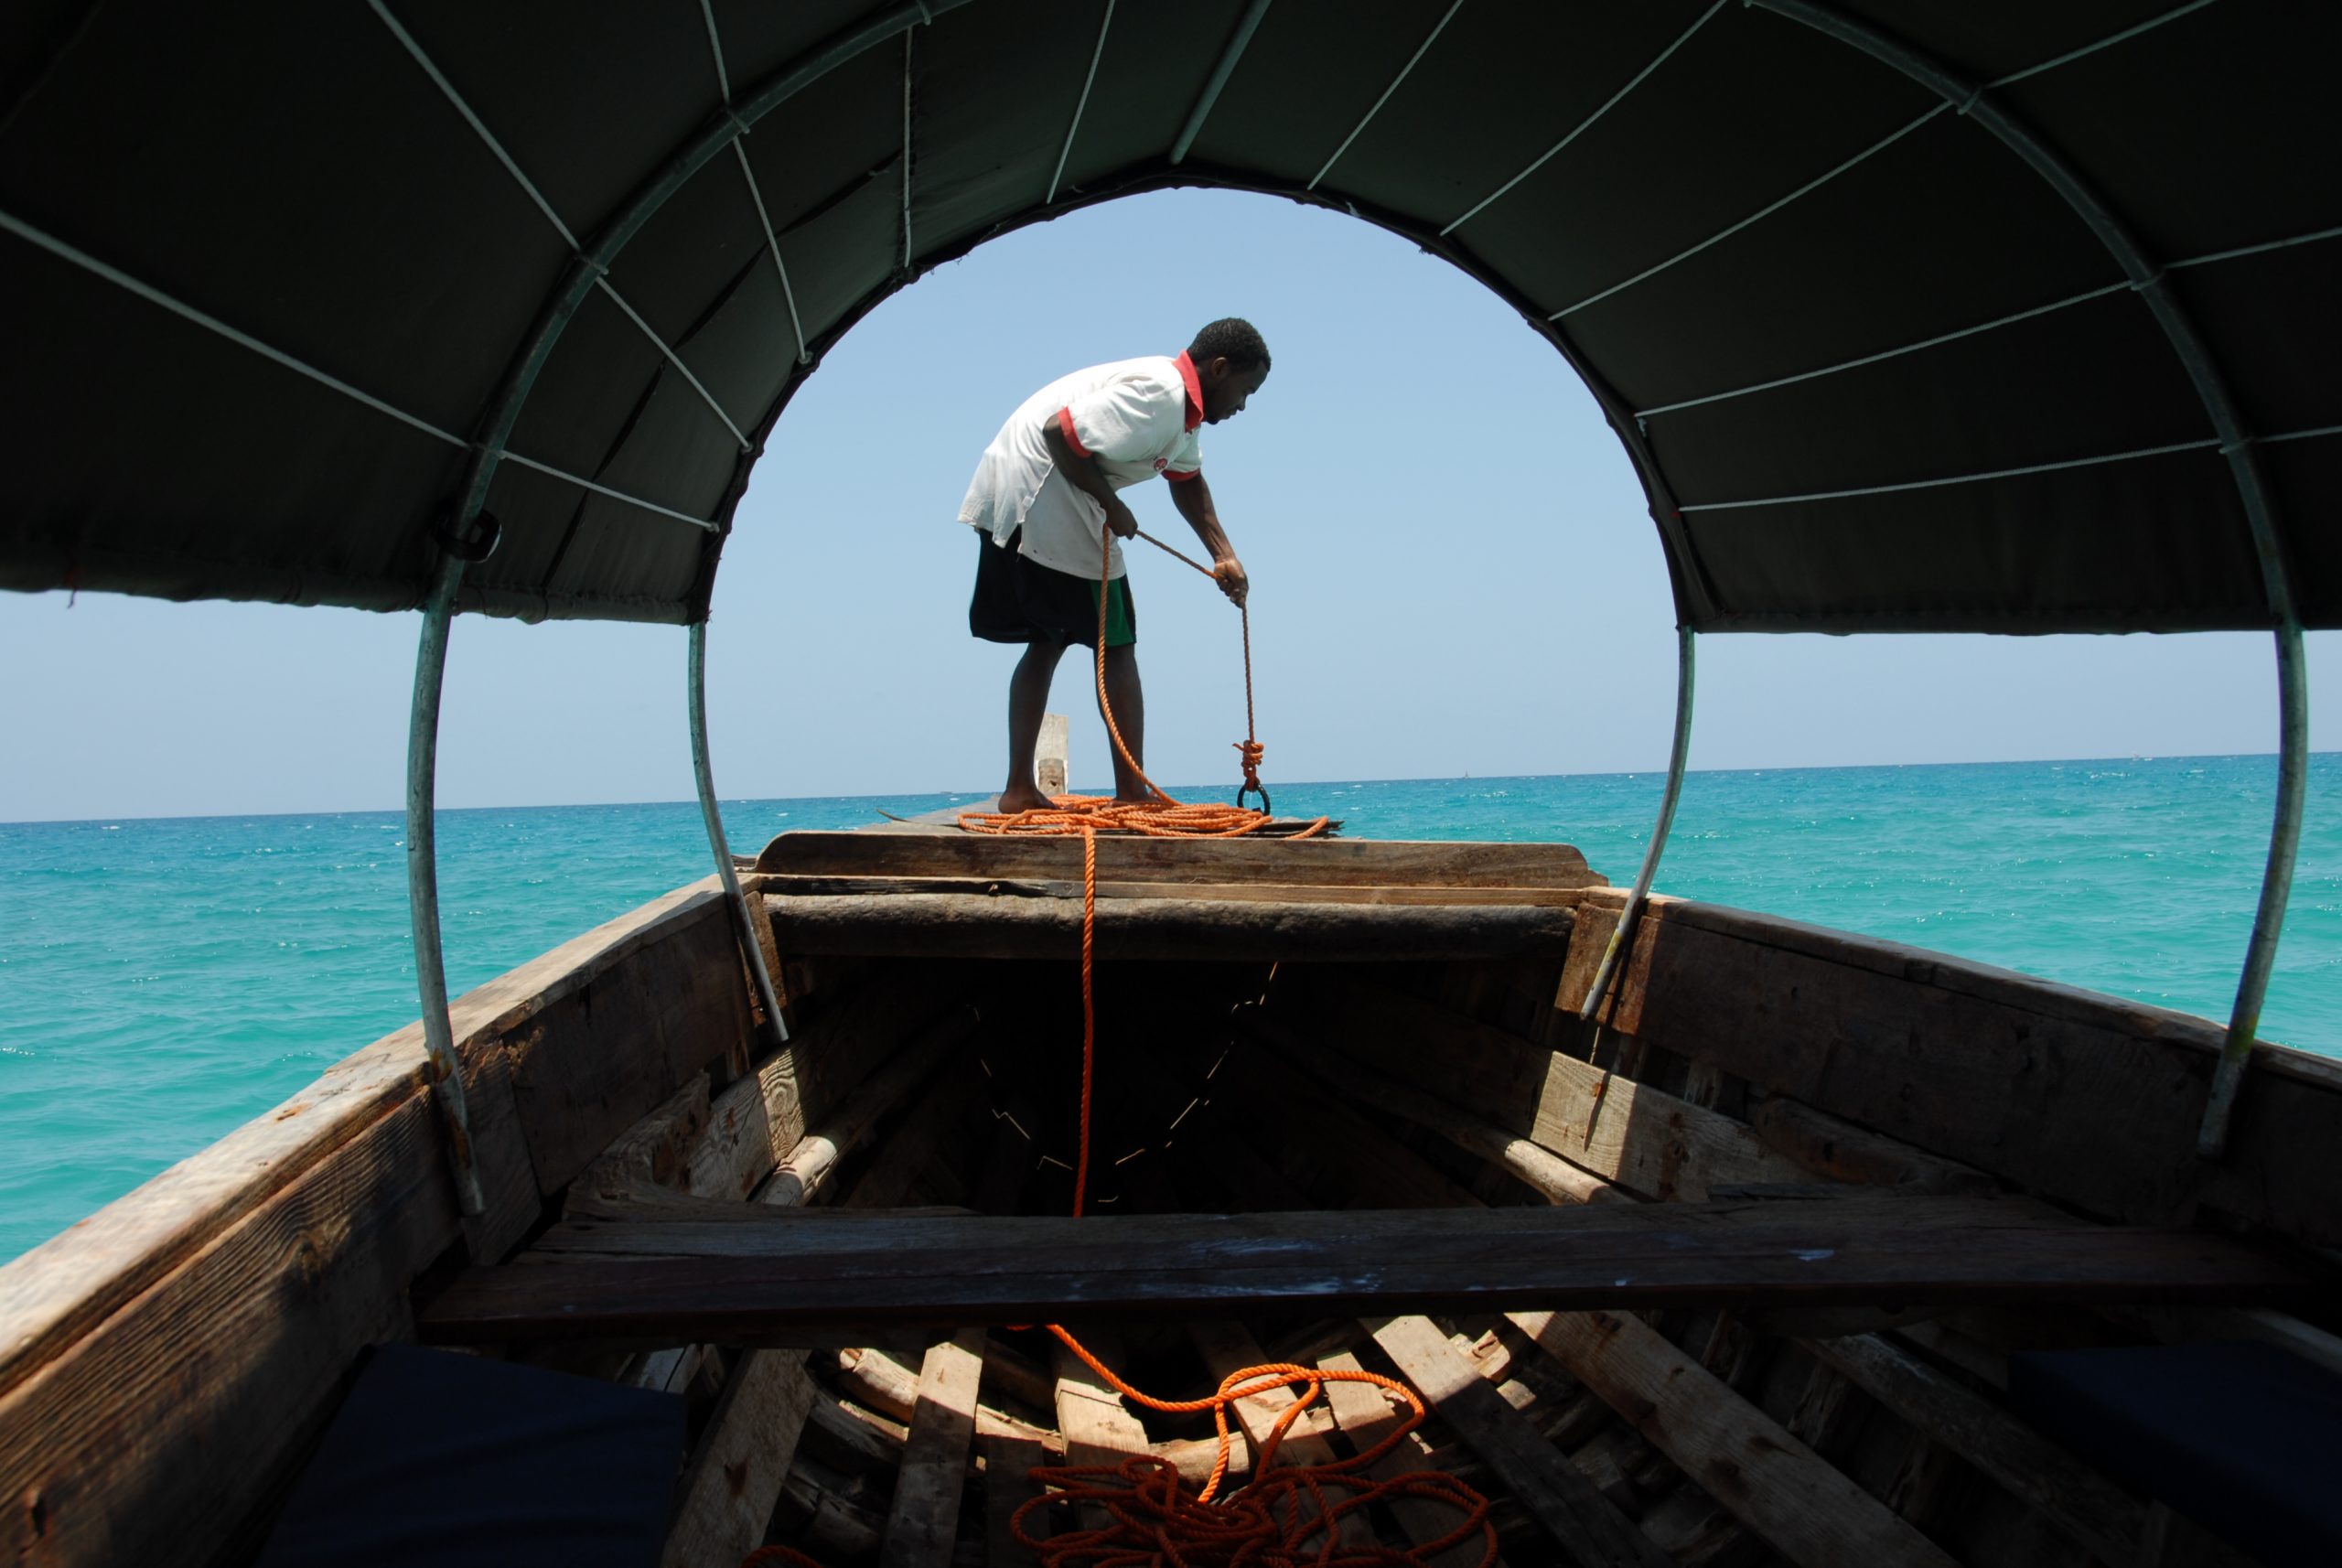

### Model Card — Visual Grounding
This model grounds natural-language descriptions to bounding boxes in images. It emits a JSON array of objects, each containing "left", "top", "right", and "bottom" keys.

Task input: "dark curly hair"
[{"left": 1187, "top": 317, "right": 1271, "bottom": 372}]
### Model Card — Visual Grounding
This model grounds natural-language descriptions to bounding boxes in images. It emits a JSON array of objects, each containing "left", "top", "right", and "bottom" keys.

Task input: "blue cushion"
[
  {"left": 2007, "top": 1340, "right": 2342, "bottom": 1567},
  {"left": 255, "top": 1343, "right": 683, "bottom": 1567}
]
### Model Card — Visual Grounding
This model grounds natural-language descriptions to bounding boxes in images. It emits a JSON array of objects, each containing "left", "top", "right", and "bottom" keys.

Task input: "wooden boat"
[
  {"left": 4, "top": 819, "right": 2333, "bottom": 1566},
  {"left": 5, "top": 1, "right": 2338, "bottom": 1563}
]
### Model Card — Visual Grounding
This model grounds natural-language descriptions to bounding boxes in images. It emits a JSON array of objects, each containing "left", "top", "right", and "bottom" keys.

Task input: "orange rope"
[{"left": 744, "top": 527, "right": 1488, "bottom": 1565}]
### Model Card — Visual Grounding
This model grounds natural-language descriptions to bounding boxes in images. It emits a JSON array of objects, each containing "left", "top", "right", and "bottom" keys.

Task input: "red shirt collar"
[{"left": 1173, "top": 350, "right": 1204, "bottom": 432}]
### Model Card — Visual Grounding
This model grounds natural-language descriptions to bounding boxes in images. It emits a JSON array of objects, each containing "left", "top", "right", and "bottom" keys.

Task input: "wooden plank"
[
  {"left": 1574, "top": 891, "right": 2342, "bottom": 1246},
  {"left": 1799, "top": 1330, "right": 2147, "bottom": 1566},
  {"left": 1316, "top": 1348, "right": 1502, "bottom": 1568},
  {"left": 1249, "top": 1016, "right": 1629, "bottom": 1207},
  {"left": 985, "top": 1431, "right": 1048, "bottom": 1567},
  {"left": 759, "top": 1009, "right": 978, "bottom": 1208},
  {"left": 420, "top": 1199, "right": 2300, "bottom": 1344},
  {"left": 1186, "top": 1321, "right": 1372, "bottom": 1549},
  {"left": 1053, "top": 1333, "right": 1151, "bottom": 1534},
  {"left": 505, "top": 897, "right": 756, "bottom": 1198},
  {"left": 1509, "top": 1308, "right": 1963, "bottom": 1568},
  {"left": 1746, "top": 1094, "right": 1994, "bottom": 1196},
  {"left": 660, "top": 1349, "right": 819, "bottom": 1568},
  {"left": 879, "top": 1329, "right": 987, "bottom": 1568},
  {"left": 756, "top": 872, "right": 1588, "bottom": 907},
  {"left": 754, "top": 830, "right": 1606, "bottom": 888},
  {"left": 1285, "top": 971, "right": 1818, "bottom": 1201},
  {"left": 1370, "top": 1314, "right": 1671, "bottom": 1568},
  {"left": 764, "top": 891, "right": 1573, "bottom": 961},
  {"left": 573, "top": 1070, "right": 710, "bottom": 1203}
]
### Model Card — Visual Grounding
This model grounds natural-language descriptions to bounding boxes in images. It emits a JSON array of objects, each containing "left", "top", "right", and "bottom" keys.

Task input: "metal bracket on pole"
[
  {"left": 2198, "top": 619, "right": 2309, "bottom": 1157},
  {"left": 407, "top": 549, "right": 487, "bottom": 1217},
  {"left": 691, "top": 619, "right": 789, "bottom": 1043},
  {"left": 1579, "top": 626, "right": 1696, "bottom": 1024}
]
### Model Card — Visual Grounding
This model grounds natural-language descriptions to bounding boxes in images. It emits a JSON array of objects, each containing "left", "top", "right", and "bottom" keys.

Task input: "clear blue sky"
[{"left": 3, "top": 188, "right": 2333, "bottom": 822}]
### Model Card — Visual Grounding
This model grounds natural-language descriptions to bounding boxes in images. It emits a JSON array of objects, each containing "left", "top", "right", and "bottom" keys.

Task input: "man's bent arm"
[
  {"left": 1043, "top": 420, "right": 1138, "bottom": 538},
  {"left": 1170, "top": 473, "right": 1246, "bottom": 607}
]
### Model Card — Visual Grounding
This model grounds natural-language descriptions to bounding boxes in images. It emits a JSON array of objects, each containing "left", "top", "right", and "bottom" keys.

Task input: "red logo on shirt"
[{"left": 1152, "top": 457, "right": 1166, "bottom": 471}]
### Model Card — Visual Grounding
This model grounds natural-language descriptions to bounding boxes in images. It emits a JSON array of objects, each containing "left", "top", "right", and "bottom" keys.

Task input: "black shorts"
[{"left": 969, "top": 530, "right": 1137, "bottom": 649}]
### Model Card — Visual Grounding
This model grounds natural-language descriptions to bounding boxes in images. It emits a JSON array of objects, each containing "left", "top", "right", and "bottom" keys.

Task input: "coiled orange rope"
[
  {"left": 962, "top": 528, "right": 1489, "bottom": 1565},
  {"left": 742, "top": 528, "right": 1492, "bottom": 1564}
]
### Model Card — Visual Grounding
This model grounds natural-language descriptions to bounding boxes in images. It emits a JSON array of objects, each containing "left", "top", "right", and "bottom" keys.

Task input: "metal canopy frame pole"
[
  {"left": 1578, "top": 626, "right": 1696, "bottom": 1020},
  {"left": 1750, "top": 0, "right": 2308, "bottom": 1159},
  {"left": 407, "top": 553, "right": 486, "bottom": 1216},
  {"left": 1047, "top": 0, "right": 1115, "bottom": 203},
  {"left": 1171, "top": 0, "right": 1272, "bottom": 165},
  {"left": 689, "top": 619, "right": 787, "bottom": 1042},
  {"left": 2204, "top": 625, "right": 2310, "bottom": 1152}
]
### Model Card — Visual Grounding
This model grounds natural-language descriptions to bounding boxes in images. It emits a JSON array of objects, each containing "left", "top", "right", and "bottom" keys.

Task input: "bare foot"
[
  {"left": 997, "top": 785, "right": 1052, "bottom": 813},
  {"left": 1113, "top": 791, "right": 1159, "bottom": 807}
]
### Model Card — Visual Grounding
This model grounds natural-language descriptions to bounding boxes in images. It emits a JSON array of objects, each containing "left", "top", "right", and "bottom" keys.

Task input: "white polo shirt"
[{"left": 959, "top": 352, "right": 1204, "bottom": 580}]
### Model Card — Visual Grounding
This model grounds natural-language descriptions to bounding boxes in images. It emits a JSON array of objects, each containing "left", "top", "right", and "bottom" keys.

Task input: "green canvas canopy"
[{"left": 2, "top": 0, "right": 2336, "bottom": 633}]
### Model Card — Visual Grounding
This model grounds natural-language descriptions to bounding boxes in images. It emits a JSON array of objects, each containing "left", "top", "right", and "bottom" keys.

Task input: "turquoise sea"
[{"left": 4, "top": 753, "right": 2337, "bottom": 1263}]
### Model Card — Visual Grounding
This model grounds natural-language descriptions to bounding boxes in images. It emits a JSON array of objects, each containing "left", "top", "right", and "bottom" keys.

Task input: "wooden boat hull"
[{"left": 2, "top": 832, "right": 2333, "bottom": 1567}]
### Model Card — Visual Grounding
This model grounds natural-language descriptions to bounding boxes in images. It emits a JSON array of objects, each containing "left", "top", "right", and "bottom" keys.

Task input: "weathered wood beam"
[
  {"left": 1280, "top": 971, "right": 1819, "bottom": 1200},
  {"left": 660, "top": 1348, "right": 819, "bottom": 1568},
  {"left": 1509, "top": 1309, "right": 1962, "bottom": 1568},
  {"left": 1217, "top": 1047, "right": 1484, "bottom": 1208},
  {"left": 759, "top": 872, "right": 1588, "bottom": 907},
  {"left": 758, "top": 1008, "right": 977, "bottom": 1208},
  {"left": 1316, "top": 1348, "right": 1506, "bottom": 1568},
  {"left": 1562, "top": 890, "right": 2342, "bottom": 1248},
  {"left": 754, "top": 831, "right": 1606, "bottom": 888},
  {"left": 688, "top": 979, "right": 958, "bottom": 1202},
  {"left": 573, "top": 1070, "right": 710, "bottom": 1205},
  {"left": 1746, "top": 1094, "right": 1994, "bottom": 1196},
  {"left": 1246, "top": 1015, "right": 1628, "bottom": 1207},
  {"left": 984, "top": 1431, "right": 1048, "bottom": 1567},
  {"left": 421, "top": 1197, "right": 2299, "bottom": 1346},
  {"left": 835, "top": 1346, "right": 1065, "bottom": 1453},
  {"left": 765, "top": 890, "right": 1573, "bottom": 961},
  {"left": 1370, "top": 1314, "right": 1672, "bottom": 1568},
  {"left": 879, "top": 1329, "right": 987, "bottom": 1568},
  {"left": 1799, "top": 1328, "right": 2147, "bottom": 1566},
  {"left": 1185, "top": 1321, "right": 1372, "bottom": 1549},
  {"left": 1052, "top": 1333, "right": 1151, "bottom": 1535}
]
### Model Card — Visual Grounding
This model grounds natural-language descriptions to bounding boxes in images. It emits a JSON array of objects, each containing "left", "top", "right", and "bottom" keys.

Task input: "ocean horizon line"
[{"left": 5, "top": 747, "right": 2331, "bottom": 831}]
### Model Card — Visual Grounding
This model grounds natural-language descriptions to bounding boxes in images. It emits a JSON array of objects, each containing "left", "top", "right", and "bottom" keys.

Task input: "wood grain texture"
[
  {"left": 659, "top": 1349, "right": 819, "bottom": 1568},
  {"left": 879, "top": 1330, "right": 987, "bottom": 1568},
  {"left": 506, "top": 900, "right": 754, "bottom": 1197},
  {"left": 1799, "top": 1329, "right": 2146, "bottom": 1565},
  {"left": 985, "top": 1430, "right": 1048, "bottom": 1568},
  {"left": 1570, "top": 891, "right": 2342, "bottom": 1245},
  {"left": 1370, "top": 1314, "right": 1671, "bottom": 1568},
  {"left": 1316, "top": 1348, "right": 1502, "bottom": 1568},
  {"left": 764, "top": 890, "right": 1573, "bottom": 961},
  {"left": 1510, "top": 1309, "right": 1962, "bottom": 1568},
  {"left": 754, "top": 831, "right": 1606, "bottom": 887},
  {"left": 1185, "top": 1321, "right": 1371, "bottom": 1548},
  {"left": 419, "top": 1197, "right": 2297, "bottom": 1344},
  {"left": 1053, "top": 1333, "right": 1150, "bottom": 1534},
  {"left": 1284, "top": 972, "right": 1819, "bottom": 1201}
]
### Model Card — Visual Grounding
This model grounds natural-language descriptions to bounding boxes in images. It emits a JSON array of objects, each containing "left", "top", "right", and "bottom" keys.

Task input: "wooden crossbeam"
[
  {"left": 878, "top": 1330, "right": 987, "bottom": 1568},
  {"left": 762, "top": 890, "right": 1573, "bottom": 961},
  {"left": 419, "top": 1197, "right": 2299, "bottom": 1345},
  {"left": 1510, "top": 1308, "right": 1963, "bottom": 1568},
  {"left": 752, "top": 831, "right": 1606, "bottom": 888},
  {"left": 1370, "top": 1315, "right": 1671, "bottom": 1568}
]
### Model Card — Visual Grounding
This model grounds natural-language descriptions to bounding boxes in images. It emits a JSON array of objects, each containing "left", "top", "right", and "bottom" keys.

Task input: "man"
[{"left": 962, "top": 317, "right": 1270, "bottom": 811}]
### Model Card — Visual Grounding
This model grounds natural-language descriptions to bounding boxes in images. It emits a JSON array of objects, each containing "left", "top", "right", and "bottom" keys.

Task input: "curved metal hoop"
[{"left": 1748, "top": 0, "right": 2308, "bottom": 1159}]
